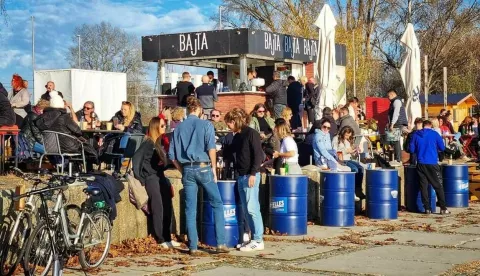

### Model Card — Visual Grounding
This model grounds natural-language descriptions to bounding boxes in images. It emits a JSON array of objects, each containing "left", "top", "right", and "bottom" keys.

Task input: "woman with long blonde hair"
[
  {"left": 273, "top": 120, "right": 302, "bottom": 174},
  {"left": 132, "top": 117, "right": 181, "bottom": 249},
  {"left": 111, "top": 101, "right": 143, "bottom": 133}
]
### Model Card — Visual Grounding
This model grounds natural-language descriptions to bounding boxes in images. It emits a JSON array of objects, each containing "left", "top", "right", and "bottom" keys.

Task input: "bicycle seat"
[{"left": 84, "top": 186, "right": 102, "bottom": 196}]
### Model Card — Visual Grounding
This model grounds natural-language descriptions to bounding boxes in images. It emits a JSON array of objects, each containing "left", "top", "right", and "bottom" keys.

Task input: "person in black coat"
[
  {"left": 20, "top": 99, "right": 49, "bottom": 152},
  {"left": 132, "top": 117, "right": 180, "bottom": 248},
  {"left": 0, "top": 83, "right": 16, "bottom": 127},
  {"left": 111, "top": 101, "right": 143, "bottom": 134},
  {"left": 286, "top": 76, "right": 303, "bottom": 129},
  {"left": 35, "top": 93, "right": 98, "bottom": 171}
]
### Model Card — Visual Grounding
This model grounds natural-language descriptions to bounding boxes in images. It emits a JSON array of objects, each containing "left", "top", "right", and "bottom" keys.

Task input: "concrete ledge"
[{"left": 1, "top": 166, "right": 407, "bottom": 243}]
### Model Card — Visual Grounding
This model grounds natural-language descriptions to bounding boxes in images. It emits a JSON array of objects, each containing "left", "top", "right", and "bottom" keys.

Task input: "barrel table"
[
  {"left": 404, "top": 166, "right": 437, "bottom": 213},
  {"left": 320, "top": 171, "right": 355, "bottom": 227},
  {"left": 442, "top": 164, "right": 469, "bottom": 207},
  {"left": 201, "top": 180, "right": 244, "bottom": 247},
  {"left": 366, "top": 169, "right": 398, "bottom": 220},
  {"left": 269, "top": 175, "right": 308, "bottom": 235}
]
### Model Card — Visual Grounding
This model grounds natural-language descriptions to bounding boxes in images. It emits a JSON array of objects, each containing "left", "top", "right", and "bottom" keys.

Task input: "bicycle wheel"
[
  {"left": 65, "top": 204, "right": 82, "bottom": 235},
  {"left": 0, "top": 212, "right": 31, "bottom": 276},
  {"left": 78, "top": 211, "right": 112, "bottom": 270},
  {"left": 23, "top": 221, "right": 54, "bottom": 276}
]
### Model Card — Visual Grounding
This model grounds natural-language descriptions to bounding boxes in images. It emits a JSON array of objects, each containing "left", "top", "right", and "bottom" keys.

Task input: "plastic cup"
[
  {"left": 279, "top": 168, "right": 286, "bottom": 176},
  {"left": 82, "top": 122, "right": 89, "bottom": 130},
  {"left": 106, "top": 122, "right": 113, "bottom": 131}
]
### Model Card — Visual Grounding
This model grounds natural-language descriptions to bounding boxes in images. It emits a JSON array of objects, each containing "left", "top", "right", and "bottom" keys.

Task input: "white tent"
[
  {"left": 314, "top": 4, "right": 337, "bottom": 120},
  {"left": 400, "top": 23, "right": 422, "bottom": 128}
]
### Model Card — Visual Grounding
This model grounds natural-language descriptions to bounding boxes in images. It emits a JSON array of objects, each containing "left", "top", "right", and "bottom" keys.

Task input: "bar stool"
[{"left": 0, "top": 125, "right": 20, "bottom": 174}]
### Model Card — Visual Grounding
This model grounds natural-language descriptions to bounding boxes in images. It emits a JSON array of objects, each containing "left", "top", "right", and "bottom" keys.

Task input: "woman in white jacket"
[{"left": 9, "top": 74, "right": 31, "bottom": 125}]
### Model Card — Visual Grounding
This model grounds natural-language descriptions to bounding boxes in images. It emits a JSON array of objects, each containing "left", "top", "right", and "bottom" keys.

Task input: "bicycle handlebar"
[{"left": 12, "top": 184, "right": 69, "bottom": 201}]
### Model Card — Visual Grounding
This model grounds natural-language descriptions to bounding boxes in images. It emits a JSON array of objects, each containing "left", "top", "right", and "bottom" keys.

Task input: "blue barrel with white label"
[
  {"left": 269, "top": 175, "right": 308, "bottom": 235},
  {"left": 320, "top": 171, "right": 355, "bottom": 227},
  {"left": 404, "top": 166, "right": 437, "bottom": 213},
  {"left": 367, "top": 169, "right": 398, "bottom": 219},
  {"left": 442, "top": 164, "right": 469, "bottom": 207},
  {"left": 201, "top": 180, "right": 243, "bottom": 247}
]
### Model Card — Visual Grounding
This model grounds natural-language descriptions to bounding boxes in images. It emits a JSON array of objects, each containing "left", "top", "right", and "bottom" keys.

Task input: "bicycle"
[
  {"left": 0, "top": 168, "right": 53, "bottom": 276},
  {"left": 14, "top": 173, "right": 112, "bottom": 276}
]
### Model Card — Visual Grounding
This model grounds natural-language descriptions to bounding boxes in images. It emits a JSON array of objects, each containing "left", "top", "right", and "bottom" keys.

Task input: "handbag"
[
  {"left": 126, "top": 170, "right": 148, "bottom": 210},
  {"left": 385, "top": 128, "right": 401, "bottom": 142}
]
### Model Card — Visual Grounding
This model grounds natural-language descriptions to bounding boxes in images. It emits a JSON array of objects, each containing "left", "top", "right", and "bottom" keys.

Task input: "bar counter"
[{"left": 158, "top": 91, "right": 268, "bottom": 115}]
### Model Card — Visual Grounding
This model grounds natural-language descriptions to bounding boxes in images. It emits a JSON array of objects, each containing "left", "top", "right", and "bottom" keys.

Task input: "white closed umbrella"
[
  {"left": 314, "top": 4, "right": 337, "bottom": 120},
  {"left": 400, "top": 23, "right": 422, "bottom": 128}
]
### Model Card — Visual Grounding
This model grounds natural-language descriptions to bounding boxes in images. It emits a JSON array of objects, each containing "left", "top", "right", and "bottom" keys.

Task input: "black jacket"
[
  {"left": 231, "top": 126, "right": 264, "bottom": 176},
  {"left": 132, "top": 139, "right": 166, "bottom": 185},
  {"left": 265, "top": 79, "right": 288, "bottom": 105},
  {"left": 111, "top": 111, "right": 143, "bottom": 134},
  {"left": 0, "top": 83, "right": 16, "bottom": 127},
  {"left": 20, "top": 110, "right": 43, "bottom": 148},
  {"left": 176, "top": 81, "right": 195, "bottom": 107},
  {"left": 196, "top": 83, "right": 218, "bottom": 109},
  {"left": 35, "top": 107, "right": 83, "bottom": 153},
  {"left": 287, "top": 81, "right": 303, "bottom": 112}
]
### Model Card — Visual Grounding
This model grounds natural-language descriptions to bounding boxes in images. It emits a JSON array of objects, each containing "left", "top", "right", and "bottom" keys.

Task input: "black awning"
[{"left": 142, "top": 28, "right": 346, "bottom": 65}]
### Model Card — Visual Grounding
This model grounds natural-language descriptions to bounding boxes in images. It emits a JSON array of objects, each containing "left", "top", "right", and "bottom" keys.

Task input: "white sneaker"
[
  {"left": 169, "top": 240, "right": 182, "bottom": 247},
  {"left": 319, "top": 164, "right": 328, "bottom": 170},
  {"left": 159, "top": 242, "right": 171, "bottom": 249},
  {"left": 389, "top": 161, "right": 402, "bottom": 167},
  {"left": 355, "top": 196, "right": 360, "bottom": 202},
  {"left": 239, "top": 241, "right": 264, "bottom": 252},
  {"left": 236, "top": 233, "right": 251, "bottom": 249}
]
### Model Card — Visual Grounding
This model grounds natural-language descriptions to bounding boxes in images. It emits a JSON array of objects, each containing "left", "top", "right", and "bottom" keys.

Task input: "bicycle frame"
[{"left": 50, "top": 191, "right": 104, "bottom": 250}]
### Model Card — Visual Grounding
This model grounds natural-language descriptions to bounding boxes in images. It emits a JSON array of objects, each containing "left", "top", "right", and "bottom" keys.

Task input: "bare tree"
[{"left": 67, "top": 22, "right": 147, "bottom": 79}]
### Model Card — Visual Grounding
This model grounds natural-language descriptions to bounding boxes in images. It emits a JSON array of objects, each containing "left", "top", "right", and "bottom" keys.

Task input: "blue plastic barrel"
[
  {"left": 442, "top": 165, "right": 469, "bottom": 207},
  {"left": 201, "top": 180, "right": 243, "bottom": 247},
  {"left": 269, "top": 175, "right": 308, "bottom": 235},
  {"left": 366, "top": 169, "right": 398, "bottom": 219},
  {"left": 320, "top": 171, "right": 355, "bottom": 227},
  {"left": 404, "top": 166, "right": 436, "bottom": 213}
]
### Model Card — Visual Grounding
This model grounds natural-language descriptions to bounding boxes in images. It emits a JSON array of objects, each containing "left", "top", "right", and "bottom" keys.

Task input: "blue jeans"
[
  {"left": 182, "top": 165, "right": 225, "bottom": 250},
  {"left": 33, "top": 142, "right": 44, "bottom": 154},
  {"left": 237, "top": 173, "right": 264, "bottom": 242},
  {"left": 318, "top": 149, "right": 338, "bottom": 170},
  {"left": 344, "top": 160, "right": 365, "bottom": 199}
]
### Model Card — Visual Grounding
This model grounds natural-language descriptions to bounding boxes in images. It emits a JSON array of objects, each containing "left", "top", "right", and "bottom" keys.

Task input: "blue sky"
[{"left": 0, "top": 0, "right": 222, "bottom": 90}]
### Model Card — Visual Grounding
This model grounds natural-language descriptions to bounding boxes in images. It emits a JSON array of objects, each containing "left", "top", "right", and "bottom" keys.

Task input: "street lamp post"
[{"left": 77, "top": 35, "right": 81, "bottom": 69}]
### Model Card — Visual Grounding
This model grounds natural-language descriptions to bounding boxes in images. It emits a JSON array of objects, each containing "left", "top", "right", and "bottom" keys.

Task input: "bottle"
[
  {"left": 80, "top": 116, "right": 85, "bottom": 130},
  {"left": 283, "top": 159, "right": 289, "bottom": 175},
  {"left": 91, "top": 113, "right": 97, "bottom": 129},
  {"left": 218, "top": 157, "right": 224, "bottom": 180},
  {"left": 229, "top": 162, "right": 235, "bottom": 180},
  {"left": 448, "top": 154, "right": 453, "bottom": 165}
]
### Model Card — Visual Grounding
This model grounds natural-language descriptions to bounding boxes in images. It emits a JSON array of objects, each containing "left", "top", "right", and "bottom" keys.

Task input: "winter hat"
[{"left": 49, "top": 93, "right": 64, "bottom": 109}]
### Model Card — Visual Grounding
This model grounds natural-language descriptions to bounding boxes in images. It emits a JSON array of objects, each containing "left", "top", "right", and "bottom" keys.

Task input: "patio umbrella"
[
  {"left": 400, "top": 23, "right": 422, "bottom": 128},
  {"left": 314, "top": 4, "right": 337, "bottom": 120}
]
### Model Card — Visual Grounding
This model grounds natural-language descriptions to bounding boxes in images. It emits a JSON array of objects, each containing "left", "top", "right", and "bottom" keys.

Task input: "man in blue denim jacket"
[{"left": 169, "top": 96, "right": 228, "bottom": 255}]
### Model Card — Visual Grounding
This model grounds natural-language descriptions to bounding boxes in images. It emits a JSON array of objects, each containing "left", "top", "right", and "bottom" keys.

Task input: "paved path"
[{"left": 61, "top": 202, "right": 480, "bottom": 276}]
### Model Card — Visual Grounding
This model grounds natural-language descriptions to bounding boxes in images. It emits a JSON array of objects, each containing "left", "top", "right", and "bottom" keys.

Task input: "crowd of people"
[{"left": 0, "top": 71, "right": 473, "bottom": 253}]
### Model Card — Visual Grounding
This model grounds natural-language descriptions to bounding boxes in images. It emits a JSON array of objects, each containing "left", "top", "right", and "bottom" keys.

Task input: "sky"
[{"left": 0, "top": 0, "right": 222, "bottom": 90}]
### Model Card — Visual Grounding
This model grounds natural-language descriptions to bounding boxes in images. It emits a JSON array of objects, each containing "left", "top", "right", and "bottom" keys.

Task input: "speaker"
[{"left": 162, "top": 83, "right": 172, "bottom": 95}]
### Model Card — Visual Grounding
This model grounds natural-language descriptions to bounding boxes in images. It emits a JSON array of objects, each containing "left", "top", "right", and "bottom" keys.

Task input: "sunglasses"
[
  {"left": 212, "top": 114, "right": 220, "bottom": 118},
  {"left": 83, "top": 106, "right": 93, "bottom": 110},
  {"left": 122, "top": 101, "right": 132, "bottom": 105},
  {"left": 257, "top": 110, "right": 265, "bottom": 113},
  {"left": 322, "top": 125, "right": 331, "bottom": 130}
]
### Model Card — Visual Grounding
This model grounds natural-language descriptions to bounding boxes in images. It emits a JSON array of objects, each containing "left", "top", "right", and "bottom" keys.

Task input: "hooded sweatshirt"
[{"left": 409, "top": 128, "right": 445, "bottom": 165}]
